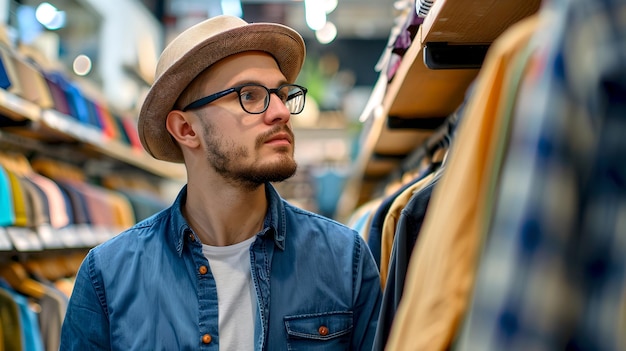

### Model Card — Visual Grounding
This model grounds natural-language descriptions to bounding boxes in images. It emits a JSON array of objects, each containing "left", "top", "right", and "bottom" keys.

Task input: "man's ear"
[{"left": 165, "top": 110, "right": 201, "bottom": 149}]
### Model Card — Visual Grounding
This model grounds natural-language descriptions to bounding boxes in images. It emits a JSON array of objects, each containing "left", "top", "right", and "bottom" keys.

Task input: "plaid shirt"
[{"left": 456, "top": 0, "right": 626, "bottom": 350}]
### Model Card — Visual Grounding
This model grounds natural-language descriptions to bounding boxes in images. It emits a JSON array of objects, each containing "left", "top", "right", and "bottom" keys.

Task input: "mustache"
[{"left": 256, "top": 125, "right": 295, "bottom": 147}]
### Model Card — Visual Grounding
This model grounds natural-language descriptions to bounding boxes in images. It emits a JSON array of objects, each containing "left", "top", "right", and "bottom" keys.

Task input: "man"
[{"left": 60, "top": 15, "right": 382, "bottom": 350}]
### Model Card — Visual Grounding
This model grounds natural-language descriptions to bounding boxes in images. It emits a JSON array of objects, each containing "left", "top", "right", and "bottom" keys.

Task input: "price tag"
[
  {"left": 37, "top": 224, "right": 65, "bottom": 249},
  {"left": 6, "top": 226, "right": 43, "bottom": 251},
  {"left": 0, "top": 227, "right": 13, "bottom": 251}
]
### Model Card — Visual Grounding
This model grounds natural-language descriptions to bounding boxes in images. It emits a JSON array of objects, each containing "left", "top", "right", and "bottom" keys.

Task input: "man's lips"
[{"left": 264, "top": 133, "right": 293, "bottom": 145}]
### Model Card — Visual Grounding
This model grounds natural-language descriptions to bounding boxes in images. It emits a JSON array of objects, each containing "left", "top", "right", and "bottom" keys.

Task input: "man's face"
[{"left": 191, "top": 52, "right": 297, "bottom": 190}]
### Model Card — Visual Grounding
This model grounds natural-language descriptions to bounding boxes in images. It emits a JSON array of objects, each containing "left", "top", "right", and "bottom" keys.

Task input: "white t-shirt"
[{"left": 202, "top": 236, "right": 257, "bottom": 350}]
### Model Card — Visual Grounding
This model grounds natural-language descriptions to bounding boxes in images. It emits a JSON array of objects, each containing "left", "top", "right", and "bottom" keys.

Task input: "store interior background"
[{"left": 4, "top": 0, "right": 401, "bottom": 222}]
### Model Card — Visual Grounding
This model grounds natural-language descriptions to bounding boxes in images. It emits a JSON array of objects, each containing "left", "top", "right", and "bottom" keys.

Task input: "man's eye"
[
  {"left": 240, "top": 91, "right": 252, "bottom": 101},
  {"left": 240, "top": 89, "right": 262, "bottom": 102}
]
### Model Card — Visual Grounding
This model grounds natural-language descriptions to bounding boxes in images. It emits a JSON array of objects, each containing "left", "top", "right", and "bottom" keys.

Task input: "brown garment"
[{"left": 0, "top": 287, "right": 23, "bottom": 351}]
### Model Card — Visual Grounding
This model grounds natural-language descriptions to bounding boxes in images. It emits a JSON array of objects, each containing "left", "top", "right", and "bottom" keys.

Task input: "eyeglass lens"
[{"left": 240, "top": 85, "right": 305, "bottom": 114}]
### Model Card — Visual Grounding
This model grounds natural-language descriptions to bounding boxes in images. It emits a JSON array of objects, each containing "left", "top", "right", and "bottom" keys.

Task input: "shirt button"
[
  {"left": 199, "top": 266, "right": 208, "bottom": 275},
  {"left": 202, "top": 334, "right": 212, "bottom": 344},
  {"left": 188, "top": 233, "right": 195, "bottom": 242},
  {"left": 318, "top": 325, "right": 329, "bottom": 336}
]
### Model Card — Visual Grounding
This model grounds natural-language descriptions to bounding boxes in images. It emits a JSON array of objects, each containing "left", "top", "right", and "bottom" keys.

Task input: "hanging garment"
[
  {"left": 0, "top": 166, "right": 15, "bottom": 226},
  {"left": 373, "top": 172, "right": 442, "bottom": 350},
  {"left": 0, "top": 46, "right": 24, "bottom": 98},
  {"left": 347, "top": 197, "right": 382, "bottom": 242},
  {"left": 385, "top": 15, "right": 540, "bottom": 351},
  {"left": 417, "top": 0, "right": 436, "bottom": 18},
  {"left": 55, "top": 181, "right": 91, "bottom": 226},
  {"left": 367, "top": 167, "right": 434, "bottom": 269},
  {"left": 0, "top": 287, "right": 22, "bottom": 351},
  {"left": 379, "top": 171, "right": 436, "bottom": 288},
  {"left": 6, "top": 287, "right": 45, "bottom": 351},
  {"left": 455, "top": 0, "right": 626, "bottom": 350},
  {"left": 25, "top": 173, "right": 71, "bottom": 229},
  {"left": 18, "top": 177, "right": 49, "bottom": 228},
  {"left": 4, "top": 169, "right": 31, "bottom": 227},
  {"left": 0, "top": 53, "right": 12, "bottom": 89}
]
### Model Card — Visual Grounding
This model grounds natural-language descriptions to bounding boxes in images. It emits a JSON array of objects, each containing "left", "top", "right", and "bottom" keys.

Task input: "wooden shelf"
[
  {"left": 338, "top": 0, "right": 542, "bottom": 220},
  {"left": 421, "top": 0, "right": 542, "bottom": 43},
  {"left": 0, "top": 91, "right": 186, "bottom": 181},
  {"left": 384, "top": 0, "right": 541, "bottom": 119},
  {"left": 383, "top": 26, "right": 479, "bottom": 119},
  {"left": 373, "top": 125, "right": 434, "bottom": 156},
  {"left": 0, "top": 88, "right": 41, "bottom": 122},
  {"left": 87, "top": 138, "right": 186, "bottom": 180},
  {"left": 40, "top": 109, "right": 186, "bottom": 181}
]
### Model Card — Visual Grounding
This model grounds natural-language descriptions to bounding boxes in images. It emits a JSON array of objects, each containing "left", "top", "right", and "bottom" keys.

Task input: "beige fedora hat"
[{"left": 138, "top": 15, "right": 306, "bottom": 163}]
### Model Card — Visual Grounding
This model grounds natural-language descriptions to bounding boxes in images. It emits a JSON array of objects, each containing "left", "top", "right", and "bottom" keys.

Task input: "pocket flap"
[{"left": 284, "top": 311, "right": 353, "bottom": 341}]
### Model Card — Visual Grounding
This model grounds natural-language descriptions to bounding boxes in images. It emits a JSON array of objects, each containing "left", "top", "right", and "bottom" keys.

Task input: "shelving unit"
[
  {"left": 338, "top": 0, "right": 541, "bottom": 220},
  {"left": 0, "top": 89, "right": 186, "bottom": 181},
  {"left": 0, "top": 42, "right": 186, "bottom": 255},
  {"left": 0, "top": 88, "right": 41, "bottom": 122},
  {"left": 40, "top": 109, "right": 186, "bottom": 180}
]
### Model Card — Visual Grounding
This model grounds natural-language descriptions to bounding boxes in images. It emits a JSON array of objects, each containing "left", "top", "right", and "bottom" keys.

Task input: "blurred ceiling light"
[
  {"left": 393, "top": 0, "right": 410, "bottom": 10},
  {"left": 35, "top": 2, "right": 65, "bottom": 30},
  {"left": 221, "top": 0, "right": 243, "bottom": 17},
  {"left": 315, "top": 21, "right": 337, "bottom": 44},
  {"left": 324, "top": 0, "right": 338, "bottom": 14},
  {"left": 73, "top": 54, "right": 92, "bottom": 76},
  {"left": 304, "top": 0, "right": 326, "bottom": 30}
]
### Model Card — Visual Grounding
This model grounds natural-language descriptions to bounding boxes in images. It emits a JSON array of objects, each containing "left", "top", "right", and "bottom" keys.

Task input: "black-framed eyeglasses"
[{"left": 182, "top": 83, "right": 308, "bottom": 115}]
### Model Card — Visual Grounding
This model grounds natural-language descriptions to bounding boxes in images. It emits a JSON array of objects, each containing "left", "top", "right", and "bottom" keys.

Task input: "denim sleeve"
[
  {"left": 60, "top": 251, "right": 111, "bottom": 350},
  {"left": 352, "top": 233, "right": 383, "bottom": 351}
]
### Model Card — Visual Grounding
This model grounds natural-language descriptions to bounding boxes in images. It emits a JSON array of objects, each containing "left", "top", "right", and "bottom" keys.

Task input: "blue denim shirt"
[{"left": 61, "top": 183, "right": 382, "bottom": 350}]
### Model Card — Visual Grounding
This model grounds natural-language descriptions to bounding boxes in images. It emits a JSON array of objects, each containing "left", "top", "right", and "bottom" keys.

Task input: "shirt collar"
[
  {"left": 263, "top": 182, "right": 286, "bottom": 250},
  {"left": 168, "top": 183, "right": 286, "bottom": 256}
]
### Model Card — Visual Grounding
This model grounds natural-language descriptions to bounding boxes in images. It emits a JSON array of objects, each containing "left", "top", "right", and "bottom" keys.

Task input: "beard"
[{"left": 201, "top": 120, "right": 297, "bottom": 190}]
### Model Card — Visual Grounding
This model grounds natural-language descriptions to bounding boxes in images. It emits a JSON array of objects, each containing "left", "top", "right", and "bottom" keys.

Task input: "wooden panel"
[
  {"left": 373, "top": 128, "right": 432, "bottom": 156},
  {"left": 422, "top": 0, "right": 542, "bottom": 43},
  {"left": 364, "top": 159, "right": 399, "bottom": 179},
  {"left": 383, "top": 27, "right": 480, "bottom": 119}
]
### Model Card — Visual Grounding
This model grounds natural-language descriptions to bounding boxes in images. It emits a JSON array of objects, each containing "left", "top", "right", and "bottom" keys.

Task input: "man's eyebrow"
[{"left": 231, "top": 80, "right": 290, "bottom": 87}]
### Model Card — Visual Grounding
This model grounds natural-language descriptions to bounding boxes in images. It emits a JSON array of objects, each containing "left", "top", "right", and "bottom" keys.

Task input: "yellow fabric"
[
  {"left": 0, "top": 315, "right": 4, "bottom": 351},
  {"left": 5, "top": 169, "right": 28, "bottom": 227},
  {"left": 0, "top": 288, "right": 21, "bottom": 351},
  {"left": 107, "top": 191, "right": 136, "bottom": 228},
  {"left": 347, "top": 197, "right": 382, "bottom": 243},
  {"left": 385, "top": 15, "right": 539, "bottom": 351},
  {"left": 379, "top": 172, "right": 435, "bottom": 288},
  {"left": 30, "top": 158, "right": 85, "bottom": 182}
]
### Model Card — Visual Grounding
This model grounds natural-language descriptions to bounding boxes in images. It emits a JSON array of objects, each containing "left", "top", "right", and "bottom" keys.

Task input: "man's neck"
[{"left": 183, "top": 179, "right": 268, "bottom": 246}]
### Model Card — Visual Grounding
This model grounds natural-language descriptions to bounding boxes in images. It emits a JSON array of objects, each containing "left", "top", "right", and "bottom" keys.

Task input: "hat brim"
[{"left": 138, "top": 22, "right": 305, "bottom": 163}]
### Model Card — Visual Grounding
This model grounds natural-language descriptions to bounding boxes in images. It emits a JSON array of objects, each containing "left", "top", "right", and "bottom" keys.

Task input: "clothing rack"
[
  {"left": 0, "top": 130, "right": 86, "bottom": 166},
  {"left": 386, "top": 108, "right": 458, "bottom": 185}
]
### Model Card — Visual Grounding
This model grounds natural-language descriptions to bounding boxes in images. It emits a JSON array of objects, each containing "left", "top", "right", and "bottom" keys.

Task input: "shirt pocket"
[{"left": 284, "top": 311, "right": 353, "bottom": 350}]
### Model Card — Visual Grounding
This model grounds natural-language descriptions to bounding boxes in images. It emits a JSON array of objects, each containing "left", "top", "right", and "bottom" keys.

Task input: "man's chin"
[
  {"left": 263, "top": 162, "right": 298, "bottom": 183},
  {"left": 235, "top": 159, "right": 297, "bottom": 187}
]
